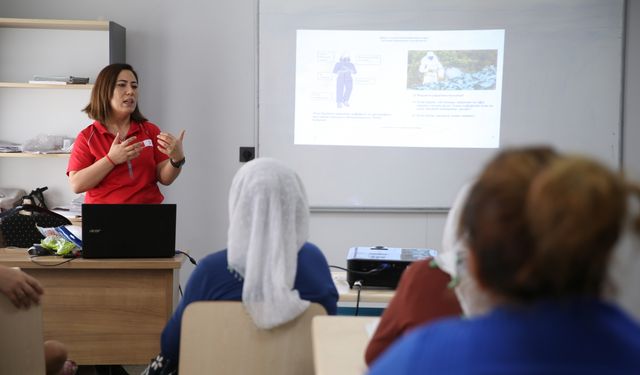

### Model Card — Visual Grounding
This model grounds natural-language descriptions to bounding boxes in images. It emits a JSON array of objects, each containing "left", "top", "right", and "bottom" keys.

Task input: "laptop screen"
[{"left": 81, "top": 204, "right": 177, "bottom": 259}]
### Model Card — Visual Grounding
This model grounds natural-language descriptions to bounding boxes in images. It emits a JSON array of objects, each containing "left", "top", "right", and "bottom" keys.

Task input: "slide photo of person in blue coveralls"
[{"left": 333, "top": 53, "right": 357, "bottom": 108}]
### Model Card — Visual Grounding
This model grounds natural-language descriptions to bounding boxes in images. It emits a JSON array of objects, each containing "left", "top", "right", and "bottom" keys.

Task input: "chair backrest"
[
  {"left": 178, "top": 301, "right": 327, "bottom": 375},
  {"left": 0, "top": 293, "right": 46, "bottom": 375}
]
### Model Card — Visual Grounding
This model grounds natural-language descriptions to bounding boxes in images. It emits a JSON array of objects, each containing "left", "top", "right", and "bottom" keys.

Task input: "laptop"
[{"left": 81, "top": 204, "right": 177, "bottom": 259}]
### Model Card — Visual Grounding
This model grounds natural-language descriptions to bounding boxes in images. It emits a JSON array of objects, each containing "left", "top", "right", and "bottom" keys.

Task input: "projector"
[{"left": 346, "top": 246, "right": 438, "bottom": 289}]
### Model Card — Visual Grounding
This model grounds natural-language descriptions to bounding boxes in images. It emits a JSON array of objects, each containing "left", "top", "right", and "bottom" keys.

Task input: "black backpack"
[{"left": 0, "top": 187, "right": 71, "bottom": 248}]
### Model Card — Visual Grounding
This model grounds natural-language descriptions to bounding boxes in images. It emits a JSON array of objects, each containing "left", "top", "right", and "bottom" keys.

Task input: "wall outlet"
[{"left": 239, "top": 147, "right": 255, "bottom": 162}]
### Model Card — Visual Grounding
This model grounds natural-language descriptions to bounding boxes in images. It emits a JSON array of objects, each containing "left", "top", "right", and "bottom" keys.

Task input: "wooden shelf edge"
[
  {"left": 0, "top": 82, "right": 93, "bottom": 89},
  {"left": 0, "top": 152, "right": 70, "bottom": 158},
  {"left": 0, "top": 18, "right": 111, "bottom": 30}
]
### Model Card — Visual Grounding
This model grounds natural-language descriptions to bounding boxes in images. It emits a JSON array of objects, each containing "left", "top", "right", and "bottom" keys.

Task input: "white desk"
[
  {"left": 312, "top": 315, "right": 379, "bottom": 375},
  {"left": 332, "top": 271, "right": 395, "bottom": 310}
]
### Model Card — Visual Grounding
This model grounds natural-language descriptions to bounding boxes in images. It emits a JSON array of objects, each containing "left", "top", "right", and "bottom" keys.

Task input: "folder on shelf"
[
  {"left": 0, "top": 140, "right": 21, "bottom": 153},
  {"left": 29, "top": 75, "right": 89, "bottom": 85}
]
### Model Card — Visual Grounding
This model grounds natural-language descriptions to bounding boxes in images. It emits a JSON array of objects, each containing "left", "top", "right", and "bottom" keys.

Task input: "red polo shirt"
[{"left": 67, "top": 120, "right": 169, "bottom": 203}]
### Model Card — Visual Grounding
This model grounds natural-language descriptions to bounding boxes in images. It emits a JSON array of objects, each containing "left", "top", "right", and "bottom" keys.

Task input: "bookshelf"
[
  {"left": 0, "top": 153, "right": 70, "bottom": 158},
  {"left": 0, "top": 18, "right": 118, "bottom": 30},
  {"left": 0, "top": 83, "right": 94, "bottom": 89},
  {"left": 0, "top": 17, "right": 125, "bottom": 207}
]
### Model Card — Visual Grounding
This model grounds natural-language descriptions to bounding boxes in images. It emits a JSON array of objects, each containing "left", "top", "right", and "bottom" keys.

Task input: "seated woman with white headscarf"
[{"left": 145, "top": 158, "right": 338, "bottom": 374}]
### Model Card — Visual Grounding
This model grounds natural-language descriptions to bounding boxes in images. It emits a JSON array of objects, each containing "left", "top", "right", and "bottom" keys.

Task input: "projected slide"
[{"left": 294, "top": 29, "right": 505, "bottom": 148}]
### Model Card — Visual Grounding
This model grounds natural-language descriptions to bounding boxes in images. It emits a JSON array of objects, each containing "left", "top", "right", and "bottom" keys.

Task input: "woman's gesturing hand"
[
  {"left": 157, "top": 130, "right": 186, "bottom": 161},
  {"left": 107, "top": 132, "right": 144, "bottom": 165}
]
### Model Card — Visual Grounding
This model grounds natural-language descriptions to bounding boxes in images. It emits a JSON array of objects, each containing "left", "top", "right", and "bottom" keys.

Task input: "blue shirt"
[
  {"left": 160, "top": 242, "right": 338, "bottom": 364},
  {"left": 369, "top": 299, "right": 640, "bottom": 375}
]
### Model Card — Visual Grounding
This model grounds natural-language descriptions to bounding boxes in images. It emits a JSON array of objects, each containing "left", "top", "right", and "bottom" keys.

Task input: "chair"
[
  {"left": 0, "top": 292, "right": 46, "bottom": 374},
  {"left": 178, "top": 301, "right": 327, "bottom": 375}
]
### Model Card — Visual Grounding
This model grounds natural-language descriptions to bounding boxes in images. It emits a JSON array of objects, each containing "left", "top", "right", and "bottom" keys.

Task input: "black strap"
[
  {"left": 15, "top": 204, "right": 72, "bottom": 225},
  {"left": 25, "top": 186, "right": 49, "bottom": 209}
]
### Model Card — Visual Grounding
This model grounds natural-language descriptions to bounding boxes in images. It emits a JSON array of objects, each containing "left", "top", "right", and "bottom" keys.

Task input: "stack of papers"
[
  {"left": 29, "top": 75, "right": 90, "bottom": 85},
  {"left": 0, "top": 140, "right": 21, "bottom": 153},
  {"left": 51, "top": 206, "right": 82, "bottom": 219},
  {"left": 52, "top": 195, "right": 84, "bottom": 221},
  {"left": 23, "top": 150, "right": 70, "bottom": 154}
]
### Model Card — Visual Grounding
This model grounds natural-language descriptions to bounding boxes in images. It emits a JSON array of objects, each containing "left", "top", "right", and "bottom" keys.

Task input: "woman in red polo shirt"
[{"left": 67, "top": 63, "right": 186, "bottom": 203}]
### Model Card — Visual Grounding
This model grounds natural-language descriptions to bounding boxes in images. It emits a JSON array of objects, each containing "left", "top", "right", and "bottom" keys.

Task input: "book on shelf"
[{"left": 29, "top": 75, "right": 90, "bottom": 85}]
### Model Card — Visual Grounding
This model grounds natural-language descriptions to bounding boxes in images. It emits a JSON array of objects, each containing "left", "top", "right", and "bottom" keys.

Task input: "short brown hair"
[{"left": 83, "top": 63, "right": 147, "bottom": 124}]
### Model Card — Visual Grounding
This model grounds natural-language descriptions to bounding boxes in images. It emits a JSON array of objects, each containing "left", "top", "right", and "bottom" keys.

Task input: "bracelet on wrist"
[{"left": 105, "top": 155, "right": 116, "bottom": 166}]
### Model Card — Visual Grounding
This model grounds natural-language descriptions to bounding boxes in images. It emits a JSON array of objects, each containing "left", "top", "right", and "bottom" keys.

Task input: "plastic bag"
[
  {"left": 41, "top": 236, "right": 76, "bottom": 255},
  {"left": 0, "top": 188, "right": 26, "bottom": 212},
  {"left": 37, "top": 225, "right": 83, "bottom": 248}
]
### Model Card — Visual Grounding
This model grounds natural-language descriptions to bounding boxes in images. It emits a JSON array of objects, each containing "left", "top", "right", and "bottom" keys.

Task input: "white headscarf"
[
  {"left": 227, "top": 157, "right": 311, "bottom": 329},
  {"left": 436, "top": 182, "right": 492, "bottom": 316}
]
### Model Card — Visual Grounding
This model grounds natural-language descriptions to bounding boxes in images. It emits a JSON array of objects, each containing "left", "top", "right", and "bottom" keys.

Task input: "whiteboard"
[{"left": 258, "top": 0, "right": 624, "bottom": 208}]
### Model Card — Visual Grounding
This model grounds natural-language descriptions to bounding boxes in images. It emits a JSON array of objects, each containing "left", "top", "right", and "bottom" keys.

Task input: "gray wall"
[
  {"left": 3, "top": 0, "right": 639, "bottom": 288},
  {"left": 625, "top": 0, "right": 640, "bottom": 181}
]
